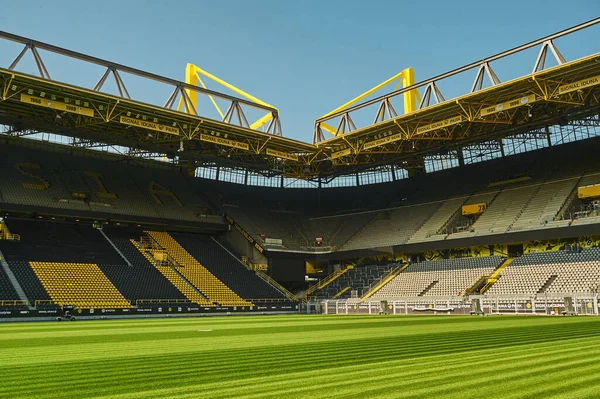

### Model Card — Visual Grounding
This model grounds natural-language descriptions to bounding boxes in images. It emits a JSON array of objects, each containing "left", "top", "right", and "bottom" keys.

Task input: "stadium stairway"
[
  {"left": 254, "top": 270, "right": 297, "bottom": 301},
  {"left": 332, "top": 286, "right": 350, "bottom": 298},
  {"left": 0, "top": 248, "right": 29, "bottom": 306},
  {"left": 131, "top": 239, "right": 212, "bottom": 306},
  {"left": 305, "top": 268, "right": 350, "bottom": 297},
  {"left": 480, "top": 258, "right": 513, "bottom": 294},
  {"left": 173, "top": 234, "right": 293, "bottom": 301},
  {"left": 360, "top": 263, "right": 408, "bottom": 301},
  {"left": 145, "top": 231, "right": 252, "bottom": 307},
  {"left": 98, "top": 229, "right": 132, "bottom": 267}
]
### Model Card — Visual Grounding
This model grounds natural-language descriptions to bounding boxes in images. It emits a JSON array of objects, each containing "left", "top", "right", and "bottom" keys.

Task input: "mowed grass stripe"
[
  {"left": 204, "top": 344, "right": 600, "bottom": 399},
  {"left": 2, "top": 318, "right": 598, "bottom": 386},
  {"left": 66, "top": 336, "right": 600, "bottom": 399},
  {"left": 2, "top": 316, "right": 596, "bottom": 367},
  {"left": 1, "top": 315, "right": 599, "bottom": 398},
  {"left": 0, "top": 314, "right": 584, "bottom": 340},
  {"left": 1, "top": 319, "right": 599, "bottom": 393}
]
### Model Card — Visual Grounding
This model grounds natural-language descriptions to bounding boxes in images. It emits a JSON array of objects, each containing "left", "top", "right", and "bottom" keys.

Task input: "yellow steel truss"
[
  {"left": 182, "top": 63, "right": 278, "bottom": 131},
  {"left": 317, "top": 68, "right": 420, "bottom": 137}
]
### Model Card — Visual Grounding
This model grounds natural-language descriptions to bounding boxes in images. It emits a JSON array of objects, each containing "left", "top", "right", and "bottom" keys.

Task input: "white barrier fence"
[{"left": 320, "top": 294, "right": 600, "bottom": 316}]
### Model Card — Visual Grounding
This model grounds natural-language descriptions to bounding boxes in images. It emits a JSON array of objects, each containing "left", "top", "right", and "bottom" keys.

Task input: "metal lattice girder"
[
  {"left": 0, "top": 30, "right": 279, "bottom": 137},
  {"left": 314, "top": 17, "right": 600, "bottom": 144},
  {"left": 0, "top": 18, "right": 600, "bottom": 178},
  {"left": 418, "top": 82, "right": 445, "bottom": 109},
  {"left": 8, "top": 43, "right": 51, "bottom": 80},
  {"left": 317, "top": 68, "right": 420, "bottom": 138},
  {"left": 533, "top": 40, "right": 567, "bottom": 73},
  {"left": 93, "top": 67, "right": 130, "bottom": 99},
  {"left": 470, "top": 62, "right": 501, "bottom": 93},
  {"left": 183, "top": 63, "right": 280, "bottom": 135}
]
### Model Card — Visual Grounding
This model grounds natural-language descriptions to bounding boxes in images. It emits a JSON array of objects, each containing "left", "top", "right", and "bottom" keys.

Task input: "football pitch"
[{"left": 1, "top": 314, "right": 600, "bottom": 398}]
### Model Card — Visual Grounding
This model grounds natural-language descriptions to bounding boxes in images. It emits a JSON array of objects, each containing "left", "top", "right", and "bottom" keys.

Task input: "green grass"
[{"left": 1, "top": 315, "right": 600, "bottom": 398}]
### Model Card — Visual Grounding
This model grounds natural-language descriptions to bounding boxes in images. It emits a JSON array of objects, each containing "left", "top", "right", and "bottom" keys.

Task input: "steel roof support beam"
[
  {"left": 8, "top": 43, "right": 51, "bottom": 80},
  {"left": 315, "top": 17, "right": 600, "bottom": 125},
  {"left": 533, "top": 40, "right": 567, "bottom": 73},
  {"left": 0, "top": 30, "right": 277, "bottom": 113}
]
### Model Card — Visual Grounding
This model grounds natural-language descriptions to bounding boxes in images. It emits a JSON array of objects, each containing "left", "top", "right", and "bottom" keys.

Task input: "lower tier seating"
[
  {"left": 372, "top": 257, "right": 504, "bottom": 299},
  {"left": 146, "top": 231, "right": 252, "bottom": 307},
  {"left": 0, "top": 265, "right": 19, "bottom": 301},
  {"left": 171, "top": 233, "right": 286, "bottom": 300},
  {"left": 30, "top": 262, "right": 131, "bottom": 308},
  {"left": 3, "top": 260, "right": 51, "bottom": 304},
  {"left": 314, "top": 264, "right": 396, "bottom": 299},
  {"left": 485, "top": 248, "right": 600, "bottom": 296},
  {"left": 101, "top": 228, "right": 189, "bottom": 303}
]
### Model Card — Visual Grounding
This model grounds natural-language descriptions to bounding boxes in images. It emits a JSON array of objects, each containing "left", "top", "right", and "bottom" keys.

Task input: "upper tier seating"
[
  {"left": 372, "top": 257, "right": 504, "bottom": 299},
  {"left": 469, "top": 185, "right": 540, "bottom": 235},
  {"left": 340, "top": 203, "right": 440, "bottom": 251},
  {"left": 408, "top": 197, "right": 466, "bottom": 243},
  {"left": 216, "top": 138, "right": 600, "bottom": 251},
  {"left": 508, "top": 178, "right": 578, "bottom": 231},
  {"left": 0, "top": 144, "right": 220, "bottom": 224}
]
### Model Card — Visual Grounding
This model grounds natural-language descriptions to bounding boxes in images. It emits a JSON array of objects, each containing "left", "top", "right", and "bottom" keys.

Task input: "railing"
[
  {"left": 248, "top": 298, "right": 293, "bottom": 303},
  {"left": 1, "top": 300, "right": 29, "bottom": 306},
  {"left": 34, "top": 300, "right": 56, "bottom": 307},
  {"left": 139, "top": 236, "right": 155, "bottom": 249},
  {"left": 136, "top": 299, "right": 193, "bottom": 306},
  {"left": 256, "top": 271, "right": 297, "bottom": 301},
  {"left": 360, "top": 264, "right": 406, "bottom": 301},
  {"left": 305, "top": 267, "right": 349, "bottom": 296},
  {"left": 332, "top": 287, "right": 350, "bottom": 299},
  {"left": 5, "top": 233, "right": 20, "bottom": 241}
]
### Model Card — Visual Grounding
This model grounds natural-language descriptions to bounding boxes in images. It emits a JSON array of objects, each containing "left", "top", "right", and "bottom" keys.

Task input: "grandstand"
[{"left": 0, "top": 18, "right": 599, "bottom": 319}]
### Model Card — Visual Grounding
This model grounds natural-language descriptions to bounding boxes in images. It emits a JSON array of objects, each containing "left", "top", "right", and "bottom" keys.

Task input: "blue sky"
[{"left": 0, "top": 1, "right": 598, "bottom": 142}]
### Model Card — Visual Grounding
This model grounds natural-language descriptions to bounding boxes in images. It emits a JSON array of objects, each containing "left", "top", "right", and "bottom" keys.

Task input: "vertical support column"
[{"left": 457, "top": 149, "right": 465, "bottom": 167}]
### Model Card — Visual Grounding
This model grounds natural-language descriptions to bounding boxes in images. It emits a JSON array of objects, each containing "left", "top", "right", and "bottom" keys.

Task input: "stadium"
[{"left": 1, "top": 5, "right": 600, "bottom": 398}]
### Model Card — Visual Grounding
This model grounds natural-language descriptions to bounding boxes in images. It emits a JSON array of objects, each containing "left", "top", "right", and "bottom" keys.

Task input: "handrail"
[
  {"left": 136, "top": 299, "right": 192, "bottom": 305},
  {"left": 306, "top": 267, "right": 348, "bottom": 295},
  {"left": 248, "top": 298, "right": 294, "bottom": 303},
  {"left": 1, "top": 299, "right": 29, "bottom": 306},
  {"left": 256, "top": 271, "right": 297, "bottom": 301},
  {"left": 332, "top": 286, "right": 350, "bottom": 299},
  {"left": 34, "top": 300, "right": 56, "bottom": 306},
  {"left": 361, "top": 264, "right": 408, "bottom": 301}
]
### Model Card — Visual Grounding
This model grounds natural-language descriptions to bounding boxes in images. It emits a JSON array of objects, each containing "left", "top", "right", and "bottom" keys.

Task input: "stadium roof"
[{"left": 0, "top": 18, "right": 599, "bottom": 179}]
